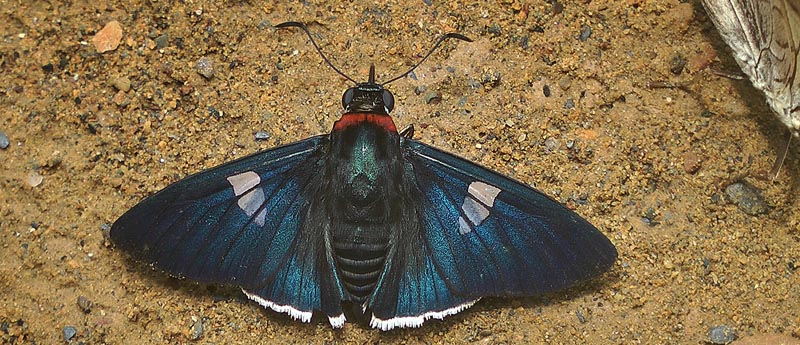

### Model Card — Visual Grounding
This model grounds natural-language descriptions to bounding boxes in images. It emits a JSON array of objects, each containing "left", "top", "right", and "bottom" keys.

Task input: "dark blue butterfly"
[{"left": 110, "top": 22, "right": 617, "bottom": 331}]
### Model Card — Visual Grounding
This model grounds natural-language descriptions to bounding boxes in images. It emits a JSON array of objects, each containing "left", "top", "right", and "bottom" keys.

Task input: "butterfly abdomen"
[{"left": 331, "top": 224, "right": 389, "bottom": 302}]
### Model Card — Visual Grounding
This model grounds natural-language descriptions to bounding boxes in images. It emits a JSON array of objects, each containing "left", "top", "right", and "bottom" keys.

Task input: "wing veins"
[
  {"left": 215, "top": 170, "right": 297, "bottom": 275},
  {"left": 161, "top": 196, "right": 239, "bottom": 268},
  {"left": 247, "top": 166, "right": 321, "bottom": 289},
  {"left": 426, "top": 165, "right": 510, "bottom": 294}
]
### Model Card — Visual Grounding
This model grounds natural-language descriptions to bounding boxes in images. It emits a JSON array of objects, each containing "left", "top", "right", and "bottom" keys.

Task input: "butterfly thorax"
[{"left": 327, "top": 116, "right": 403, "bottom": 302}]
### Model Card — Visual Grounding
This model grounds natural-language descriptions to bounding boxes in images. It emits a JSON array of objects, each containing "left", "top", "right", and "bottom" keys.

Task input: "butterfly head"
[{"left": 342, "top": 65, "right": 395, "bottom": 115}]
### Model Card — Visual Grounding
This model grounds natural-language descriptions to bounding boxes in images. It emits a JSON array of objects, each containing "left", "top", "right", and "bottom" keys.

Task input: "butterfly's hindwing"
[
  {"left": 702, "top": 0, "right": 800, "bottom": 132},
  {"left": 365, "top": 139, "right": 618, "bottom": 330},
  {"left": 111, "top": 135, "right": 347, "bottom": 323}
]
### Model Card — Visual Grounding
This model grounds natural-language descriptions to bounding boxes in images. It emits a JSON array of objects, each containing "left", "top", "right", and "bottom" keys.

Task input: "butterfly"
[
  {"left": 701, "top": 0, "right": 800, "bottom": 175},
  {"left": 110, "top": 22, "right": 617, "bottom": 331}
]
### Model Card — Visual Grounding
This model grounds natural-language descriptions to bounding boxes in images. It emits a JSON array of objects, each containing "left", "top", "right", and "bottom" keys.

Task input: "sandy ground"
[{"left": 1, "top": 0, "right": 799, "bottom": 344}]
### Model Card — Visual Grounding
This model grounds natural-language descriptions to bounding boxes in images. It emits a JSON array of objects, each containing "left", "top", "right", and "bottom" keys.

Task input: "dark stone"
[
  {"left": 709, "top": 325, "right": 736, "bottom": 344},
  {"left": 63, "top": 326, "right": 77, "bottom": 341},
  {"left": 579, "top": 25, "right": 592, "bottom": 41},
  {"left": 724, "top": 181, "right": 769, "bottom": 216}
]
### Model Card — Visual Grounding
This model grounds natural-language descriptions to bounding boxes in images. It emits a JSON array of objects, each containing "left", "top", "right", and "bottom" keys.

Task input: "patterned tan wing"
[{"left": 702, "top": 0, "right": 800, "bottom": 135}]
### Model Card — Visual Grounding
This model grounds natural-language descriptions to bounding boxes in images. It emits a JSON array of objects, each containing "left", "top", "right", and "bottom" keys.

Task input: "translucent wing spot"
[
  {"left": 237, "top": 188, "right": 267, "bottom": 226},
  {"left": 462, "top": 196, "right": 490, "bottom": 224},
  {"left": 227, "top": 171, "right": 261, "bottom": 196},
  {"left": 458, "top": 217, "right": 471, "bottom": 235},
  {"left": 458, "top": 181, "right": 501, "bottom": 235},
  {"left": 227, "top": 171, "right": 267, "bottom": 226},
  {"left": 468, "top": 181, "right": 501, "bottom": 207}
]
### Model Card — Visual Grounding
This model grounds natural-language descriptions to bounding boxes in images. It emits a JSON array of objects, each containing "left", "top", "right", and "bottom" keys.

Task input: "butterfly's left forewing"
[
  {"left": 367, "top": 139, "right": 617, "bottom": 330},
  {"left": 111, "top": 135, "right": 347, "bottom": 325}
]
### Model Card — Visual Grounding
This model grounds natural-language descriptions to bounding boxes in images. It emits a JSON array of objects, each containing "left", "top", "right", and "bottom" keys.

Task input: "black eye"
[
  {"left": 382, "top": 90, "right": 394, "bottom": 112},
  {"left": 342, "top": 88, "right": 355, "bottom": 109}
]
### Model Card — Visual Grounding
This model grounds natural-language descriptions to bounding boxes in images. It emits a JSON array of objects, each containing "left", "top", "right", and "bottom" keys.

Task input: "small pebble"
[
  {"left": 28, "top": 172, "right": 43, "bottom": 187},
  {"left": 724, "top": 181, "right": 769, "bottom": 216},
  {"left": 110, "top": 76, "right": 131, "bottom": 92},
  {"left": 641, "top": 207, "right": 658, "bottom": 226},
  {"left": 195, "top": 56, "right": 215, "bottom": 79},
  {"left": 0, "top": 129, "right": 9, "bottom": 149},
  {"left": 481, "top": 71, "right": 501, "bottom": 88},
  {"left": 254, "top": 131, "right": 270, "bottom": 141},
  {"left": 579, "top": 25, "right": 592, "bottom": 41},
  {"left": 543, "top": 84, "right": 551, "bottom": 97},
  {"left": 154, "top": 34, "right": 169, "bottom": 49},
  {"left": 552, "top": 2, "right": 564, "bottom": 14},
  {"left": 189, "top": 316, "right": 204, "bottom": 341},
  {"left": 564, "top": 98, "right": 575, "bottom": 109},
  {"left": 544, "top": 137, "right": 560, "bottom": 152},
  {"left": 575, "top": 310, "right": 586, "bottom": 323},
  {"left": 457, "top": 96, "right": 468, "bottom": 107},
  {"left": 113, "top": 90, "right": 129, "bottom": 106},
  {"left": 63, "top": 325, "right": 77, "bottom": 341},
  {"left": 423, "top": 92, "right": 442, "bottom": 105},
  {"left": 709, "top": 325, "right": 736, "bottom": 344},
  {"left": 100, "top": 223, "right": 112, "bottom": 241},
  {"left": 77, "top": 296, "right": 92, "bottom": 313},
  {"left": 558, "top": 76, "right": 572, "bottom": 90},
  {"left": 670, "top": 54, "right": 687, "bottom": 75},
  {"left": 92, "top": 20, "right": 123, "bottom": 53},
  {"left": 683, "top": 152, "right": 702, "bottom": 174},
  {"left": 519, "top": 36, "right": 530, "bottom": 49},
  {"left": 208, "top": 106, "right": 221, "bottom": 118}
]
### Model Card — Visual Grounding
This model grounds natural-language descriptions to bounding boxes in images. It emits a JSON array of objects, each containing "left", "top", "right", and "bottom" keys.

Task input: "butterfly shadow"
[
  {"left": 114, "top": 255, "right": 312, "bottom": 332},
  {"left": 369, "top": 271, "right": 619, "bottom": 339}
]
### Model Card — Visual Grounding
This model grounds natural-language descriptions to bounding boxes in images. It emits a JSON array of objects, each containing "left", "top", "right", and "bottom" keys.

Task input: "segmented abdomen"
[{"left": 332, "top": 226, "right": 389, "bottom": 303}]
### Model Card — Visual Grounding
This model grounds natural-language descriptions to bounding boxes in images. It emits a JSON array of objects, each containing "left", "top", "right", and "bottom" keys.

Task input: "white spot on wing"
[
  {"left": 242, "top": 289, "right": 313, "bottom": 323},
  {"left": 237, "top": 188, "right": 267, "bottom": 226},
  {"left": 369, "top": 299, "right": 479, "bottom": 331},
  {"left": 468, "top": 181, "right": 501, "bottom": 207},
  {"left": 457, "top": 181, "right": 500, "bottom": 235},
  {"left": 458, "top": 217, "right": 471, "bottom": 235},
  {"left": 227, "top": 171, "right": 260, "bottom": 196},
  {"left": 462, "top": 197, "right": 489, "bottom": 226}
]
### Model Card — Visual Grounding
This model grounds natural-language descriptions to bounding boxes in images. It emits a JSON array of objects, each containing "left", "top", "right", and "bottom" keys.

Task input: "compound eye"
[
  {"left": 382, "top": 89, "right": 395, "bottom": 113},
  {"left": 342, "top": 88, "right": 355, "bottom": 110}
]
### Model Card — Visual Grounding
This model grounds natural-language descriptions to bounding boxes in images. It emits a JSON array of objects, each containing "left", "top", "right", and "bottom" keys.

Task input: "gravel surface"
[{"left": 1, "top": 1, "right": 798, "bottom": 344}]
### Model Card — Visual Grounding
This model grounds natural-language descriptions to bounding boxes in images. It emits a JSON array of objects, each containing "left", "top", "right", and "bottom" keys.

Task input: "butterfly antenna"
[
  {"left": 381, "top": 33, "right": 473, "bottom": 85},
  {"left": 275, "top": 21, "right": 358, "bottom": 84},
  {"left": 769, "top": 131, "right": 792, "bottom": 180}
]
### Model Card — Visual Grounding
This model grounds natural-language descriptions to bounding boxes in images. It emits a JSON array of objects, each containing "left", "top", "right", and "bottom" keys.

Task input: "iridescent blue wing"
[
  {"left": 110, "top": 136, "right": 348, "bottom": 327},
  {"left": 367, "top": 139, "right": 617, "bottom": 330}
]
